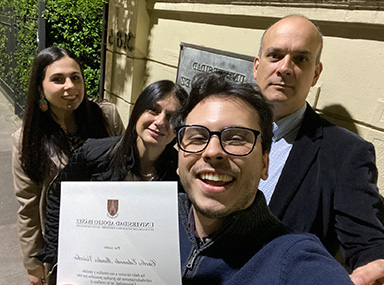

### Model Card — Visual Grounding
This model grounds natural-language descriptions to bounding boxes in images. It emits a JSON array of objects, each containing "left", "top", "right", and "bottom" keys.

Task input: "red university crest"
[{"left": 107, "top": 199, "right": 119, "bottom": 218}]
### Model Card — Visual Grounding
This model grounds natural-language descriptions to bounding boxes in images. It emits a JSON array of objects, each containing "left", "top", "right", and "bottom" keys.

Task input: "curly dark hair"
[{"left": 172, "top": 71, "right": 273, "bottom": 154}]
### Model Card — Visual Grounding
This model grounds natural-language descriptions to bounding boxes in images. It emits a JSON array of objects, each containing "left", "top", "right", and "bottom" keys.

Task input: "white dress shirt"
[{"left": 259, "top": 104, "right": 307, "bottom": 204}]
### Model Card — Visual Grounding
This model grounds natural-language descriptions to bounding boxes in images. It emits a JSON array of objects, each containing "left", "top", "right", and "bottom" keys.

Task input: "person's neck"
[
  {"left": 272, "top": 102, "right": 306, "bottom": 122},
  {"left": 193, "top": 207, "right": 225, "bottom": 238},
  {"left": 139, "top": 157, "right": 157, "bottom": 177},
  {"left": 51, "top": 108, "right": 77, "bottom": 134},
  {"left": 136, "top": 138, "right": 165, "bottom": 174}
]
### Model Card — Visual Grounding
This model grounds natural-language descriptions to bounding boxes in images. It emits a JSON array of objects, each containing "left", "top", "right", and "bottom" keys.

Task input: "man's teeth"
[{"left": 199, "top": 173, "right": 233, "bottom": 183}]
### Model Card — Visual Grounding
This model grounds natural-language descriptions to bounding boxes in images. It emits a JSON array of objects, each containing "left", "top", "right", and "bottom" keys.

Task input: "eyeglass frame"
[{"left": 175, "top": 124, "right": 262, "bottom": 157}]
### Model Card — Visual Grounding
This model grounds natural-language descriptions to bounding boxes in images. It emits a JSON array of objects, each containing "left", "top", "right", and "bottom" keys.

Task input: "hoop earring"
[{"left": 39, "top": 97, "right": 48, "bottom": 112}]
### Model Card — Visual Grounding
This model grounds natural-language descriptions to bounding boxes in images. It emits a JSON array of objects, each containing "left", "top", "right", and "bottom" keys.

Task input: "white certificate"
[{"left": 57, "top": 181, "right": 181, "bottom": 285}]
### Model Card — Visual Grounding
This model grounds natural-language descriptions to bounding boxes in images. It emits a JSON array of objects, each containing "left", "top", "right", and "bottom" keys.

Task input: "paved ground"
[{"left": 0, "top": 90, "right": 26, "bottom": 284}]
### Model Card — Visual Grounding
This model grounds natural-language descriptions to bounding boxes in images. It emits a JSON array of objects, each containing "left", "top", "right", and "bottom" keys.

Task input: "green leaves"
[
  {"left": 0, "top": 0, "right": 38, "bottom": 106},
  {"left": 44, "top": 0, "right": 106, "bottom": 98}
]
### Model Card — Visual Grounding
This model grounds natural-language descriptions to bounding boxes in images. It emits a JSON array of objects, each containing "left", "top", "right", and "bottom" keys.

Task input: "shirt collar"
[{"left": 273, "top": 104, "right": 307, "bottom": 141}]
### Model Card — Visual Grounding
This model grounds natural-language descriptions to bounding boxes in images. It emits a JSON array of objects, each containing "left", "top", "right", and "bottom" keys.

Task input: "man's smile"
[{"left": 198, "top": 172, "right": 234, "bottom": 187}]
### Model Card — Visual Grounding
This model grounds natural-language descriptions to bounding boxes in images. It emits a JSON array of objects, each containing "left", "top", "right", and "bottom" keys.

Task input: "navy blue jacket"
[
  {"left": 179, "top": 191, "right": 353, "bottom": 284},
  {"left": 269, "top": 104, "right": 384, "bottom": 269}
]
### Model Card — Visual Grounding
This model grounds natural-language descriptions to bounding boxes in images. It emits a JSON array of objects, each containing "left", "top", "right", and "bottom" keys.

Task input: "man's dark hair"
[{"left": 172, "top": 71, "right": 273, "bottom": 154}]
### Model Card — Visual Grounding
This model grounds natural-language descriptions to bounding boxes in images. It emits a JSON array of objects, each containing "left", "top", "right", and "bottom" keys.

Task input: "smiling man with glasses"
[{"left": 173, "top": 71, "right": 352, "bottom": 284}]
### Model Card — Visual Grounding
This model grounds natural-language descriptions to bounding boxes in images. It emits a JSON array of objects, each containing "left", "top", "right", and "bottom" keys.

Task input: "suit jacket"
[{"left": 269, "top": 103, "right": 384, "bottom": 270}]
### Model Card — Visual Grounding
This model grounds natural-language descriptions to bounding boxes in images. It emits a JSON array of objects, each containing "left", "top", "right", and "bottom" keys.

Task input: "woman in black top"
[{"left": 38, "top": 79, "right": 187, "bottom": 284}]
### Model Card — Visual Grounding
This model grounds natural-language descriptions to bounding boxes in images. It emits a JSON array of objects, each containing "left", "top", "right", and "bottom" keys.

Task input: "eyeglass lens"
[{"left": 178, "top": 126, "right": 257, "bottom": 155}]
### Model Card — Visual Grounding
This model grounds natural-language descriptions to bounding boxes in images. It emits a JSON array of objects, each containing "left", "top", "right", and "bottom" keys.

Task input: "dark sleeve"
[
  {"left": 280, "top": 236, "right": 353, "bottom": 284},
  {"left": 223, "top": 234, "right": 353, "bottom": 285},
  {"left": 334, "top": 140, "right": 384, "bottom": 269},
  {"left": 36, "top": 145, "right": 91, "bottom": 263},
  {"left": 158, "top": 143, "right": 179, "bottom": 182}
]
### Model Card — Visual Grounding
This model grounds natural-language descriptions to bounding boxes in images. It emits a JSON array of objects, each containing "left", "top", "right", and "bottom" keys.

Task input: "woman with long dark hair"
[
  {"left": 38, "top": 79, "right": 187, "bottom": 284},
  {"left": 12, "top": 46, "right": 124, "bottom": 285}
]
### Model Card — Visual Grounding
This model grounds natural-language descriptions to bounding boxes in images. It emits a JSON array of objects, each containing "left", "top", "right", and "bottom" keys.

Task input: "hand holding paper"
[{"left": 57, "top": 181, "right": 181, "bottom": 285}]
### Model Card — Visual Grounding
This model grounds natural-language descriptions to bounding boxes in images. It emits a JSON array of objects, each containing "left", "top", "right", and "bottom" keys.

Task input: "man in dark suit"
[{"left": 253, "top": 15, "right": 384, "bottom": 284}]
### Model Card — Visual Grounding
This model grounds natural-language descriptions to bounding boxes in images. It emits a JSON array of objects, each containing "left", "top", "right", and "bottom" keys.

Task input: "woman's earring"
[{"left": 39, "top": 96, "right": 48, "bottom": 112}]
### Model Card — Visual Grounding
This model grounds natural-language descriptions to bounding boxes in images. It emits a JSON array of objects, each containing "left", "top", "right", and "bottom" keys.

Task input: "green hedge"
[
  {"left": 15, "top": 0, "right": 39, "bottom": 104},
  {"left": 0, "top": 0, "right": 38, "bottom": 107},
  {"left": 44, "top": 0, "right": 107, "bottom": 98}
]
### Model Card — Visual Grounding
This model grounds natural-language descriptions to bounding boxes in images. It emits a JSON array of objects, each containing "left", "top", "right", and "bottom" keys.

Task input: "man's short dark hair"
[{"left": 173, "top": 71, "right": 273, "bottom": 154}]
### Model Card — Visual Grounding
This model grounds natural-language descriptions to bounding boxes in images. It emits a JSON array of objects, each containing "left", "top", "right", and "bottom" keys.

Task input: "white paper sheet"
[{"left": 57, "top": 181, "right": 181, "bottom": 285}]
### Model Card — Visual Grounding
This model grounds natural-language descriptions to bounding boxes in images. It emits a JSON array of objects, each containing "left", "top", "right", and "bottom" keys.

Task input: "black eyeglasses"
[{"left": 176, "top": 125, "right": 261, "bottom": 156}]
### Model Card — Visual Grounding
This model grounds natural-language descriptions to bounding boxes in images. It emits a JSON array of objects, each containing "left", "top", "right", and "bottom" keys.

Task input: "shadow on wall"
[
  {"left": 319, "top": 104, "right": 359, "bottom": 135},
  {"left": 315, "top": 20, "right": 384, "bottom": 42}
]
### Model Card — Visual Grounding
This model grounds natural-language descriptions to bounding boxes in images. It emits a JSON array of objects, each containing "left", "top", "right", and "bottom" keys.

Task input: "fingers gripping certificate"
[{"left": 57, "top": 181, "right": 181, "bottom": 285}]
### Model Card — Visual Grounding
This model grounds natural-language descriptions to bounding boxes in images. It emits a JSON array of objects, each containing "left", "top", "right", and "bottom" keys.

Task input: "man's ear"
[
  {"left": 260, "top": 152, "right": 269, "bottom": 181},
  {"left": 311, "top": 62, "right": 323, "bottom": 87},
  {"left": 176, "top": 167, "right": 179, "bottom": 176},
  {"left": 253, "top": 57, "right": 260, "bottom": 81}
]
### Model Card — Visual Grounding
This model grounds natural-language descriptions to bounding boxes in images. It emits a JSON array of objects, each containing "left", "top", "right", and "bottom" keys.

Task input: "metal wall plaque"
[{"left": 176, "top": 42, "right": 255, "bottom": 94}]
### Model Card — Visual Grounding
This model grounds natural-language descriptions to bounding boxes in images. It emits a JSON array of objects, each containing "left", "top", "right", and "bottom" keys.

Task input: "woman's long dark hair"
[
  {"left": 21, "top": 46, "right": 110, "bottom": 183},
  {"left": 108, "top": 80, "right": 187, "bottom": 179}
]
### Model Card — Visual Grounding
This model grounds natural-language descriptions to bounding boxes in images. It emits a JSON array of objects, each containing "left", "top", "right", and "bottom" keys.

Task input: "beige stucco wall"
[{"left": 104, "top": 1, "right": 384, "bottom": 194}]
